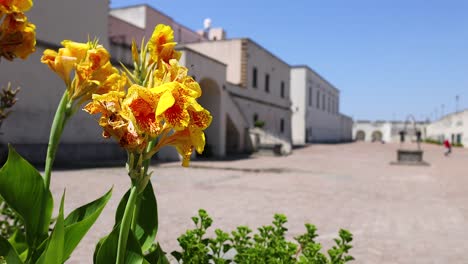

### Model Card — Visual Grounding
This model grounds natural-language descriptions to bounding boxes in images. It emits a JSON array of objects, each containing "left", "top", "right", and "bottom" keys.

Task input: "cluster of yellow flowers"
[
  {"left": 0, "top": 0, "right": 35, "bottom": 60},
  {"left": 41, "top": 39, "right": 125, "bottom": 107},
  {"left": 42, "top": 24, "right": 212, "bottom": 167}
]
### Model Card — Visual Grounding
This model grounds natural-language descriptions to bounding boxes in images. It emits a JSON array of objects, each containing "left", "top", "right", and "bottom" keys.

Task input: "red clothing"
[{"left": 444, "top": 140, "right": 451, "bottom": 148}]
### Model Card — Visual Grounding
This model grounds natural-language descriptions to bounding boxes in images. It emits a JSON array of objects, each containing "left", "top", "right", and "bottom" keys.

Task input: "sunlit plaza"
[{"left": 52, "top": 142, "right": 468, "bottom": 264}]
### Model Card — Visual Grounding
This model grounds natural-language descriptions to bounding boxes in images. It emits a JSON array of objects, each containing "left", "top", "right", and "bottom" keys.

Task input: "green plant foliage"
[
  {"left": 94, "top": 224, "right": 146, "bottom": 264},
  {"left": 0, "top": 235, "right": 22, "bottom": 263},
  {"left": 62, "top": 188, "right": 112, "bottom": 260},
  {"left": 254, "top": 120, "right": 266, "bottom": 128},
  {"left": 95, "top": 182, "right": 170, "bottom": 264},
  {"left": 424, "top": 138, "right": 464, "bottom": 148},
  {"left": 0, "top": 196, "right": 23, "bottom": 238},
  {"left": 173, "top": 210, "right": 354, "bottom": 264},
  {"left": 36, "top": 192, "right": 65, "bottom": 264},
  {"left": 7, "top": 230, "right": 28, "bottom": 261},
  {"left": 0, "top": 146, "right": 113, "bottom": 263},
  {"left": 115, "top": 182, "right": 158, "bottom": 253},
  {"left": 0, "top": 146, "right": 53, "bottom": 247},
  {"left": 144, "top": 244, "right": 170, "bottom": 264}
]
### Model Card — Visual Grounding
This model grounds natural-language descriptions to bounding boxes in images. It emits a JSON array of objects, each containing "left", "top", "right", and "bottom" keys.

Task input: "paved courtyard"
[{"left": 51, "top": 142, "right": 468, "bottom": 263}]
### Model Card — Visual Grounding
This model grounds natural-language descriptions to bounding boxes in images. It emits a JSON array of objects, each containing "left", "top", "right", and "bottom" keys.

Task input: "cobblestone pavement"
[{"left": 50, "top": 142, "right": 468, "bottom": 263}]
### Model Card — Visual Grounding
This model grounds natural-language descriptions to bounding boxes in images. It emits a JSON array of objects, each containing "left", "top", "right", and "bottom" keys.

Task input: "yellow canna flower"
[
  {"left": 94, "top": 72, "right": 126, "bottom": 95},
  {"left": 81, "top": 23, "right": 212, "bottom": 168},
  {"left": 122, "top": 84, "right": 162, "bottom": 137},
  {"left": 0, "top": 12, "right": 36, "bottom": 60},
  {"left": 0, "top": 0, "right": 32, "bottom": 14},
  {"left": 42, "top": 39, "right": 121, "bottom": 105},
  {"left": 84, "top": 91, "right": 147, "bottom": 152},
  {"left": 151, "top": 81, "right": 194, "bottom": 130},
  {"left": 41, "top": 49, "right": 76, "bottom": 85},
  {"left": 131, "top": 39, "right": 139, "bottom": 64},
  {"left": 148, "top": 24, "right": 181, "bottom": 64},
  {"left": 167, "top": 129, "right": 195, "bottom": 167},
  {"left": 60, "top": 40, "right": 89, "bottom": 62}
]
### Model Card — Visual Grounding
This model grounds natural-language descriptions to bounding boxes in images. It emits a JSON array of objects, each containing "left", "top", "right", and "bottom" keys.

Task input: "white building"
[
  {"left": 1, "top": 2, "right": 354, "bottom": 165},
  {"left": 0, "top": 0, "right": 124, "bottom": 164},
  {"left": 353, "top": 120, "right": 428, "bottom": 143},
  {"left": 426, "top": 110, "right": 468, "bottom": 147},
  {"left": 290, "top": 66, "right": 352, "bottom": 145},
  {"left": 109, "top": 4, "right": 207, "bottom": 47},
  {"left": 184, "top": 39, "right": 293, "bottom": 153}
]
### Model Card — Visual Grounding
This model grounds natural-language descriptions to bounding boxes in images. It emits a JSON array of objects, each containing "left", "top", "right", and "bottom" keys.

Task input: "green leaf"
[
  {"left": 0, "top": 235, "right": 23, "bottom": 264},
  {"left": 116, "top": 182, "right": 158, "bottom": 252},
  {"left": 94, "top": 225, "right": 144, "bottom": 264},
  {"left": 63, "top": 188, "right": 112, "bottom": 260},
  {"left": 7, "top": 230, "right": 28, "bottom": 262},
  {"left": 36, "top": 191, "right": 65, "bottom": 264},
  {"left": 144, "top": 244, "right": 170, "bottom": 264},
  {"left": 0, "top": 146, "right": 53, "bottom": 247},
  {"left": 93, "top": 235, "right": 107, "bottom": 264}
]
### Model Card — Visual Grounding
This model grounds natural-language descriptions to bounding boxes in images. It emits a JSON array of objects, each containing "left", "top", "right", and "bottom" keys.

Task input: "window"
[
  {"left": 265, "top": 74, "right": 270, "bottom": 92},
  {"left": 316, "top": 90, "right": 320, "bottom": 108},
  {"left": 253, "top": 113, "right": 258, "bottom": 123},
  {"left": 280, "top": 118, "right": 285, "bottom": 133},
  {"left": 328, "top": 97, "right": 331, "bottom": 113},
  {"left": 308, "top": 87, "right": 312, "bottom": 106},
  {"left": 322, "top": 94, "right": 325, "bottom": 111},
  {"left": 280, "top": 81, "right": 285, "bottom": 98},
  {"left": 335, "top": 98, "right": 339, "bottom": 113},
  {"left": 332, "top": 99, "right": 335, "bottom": 114},
  {"left": 252, "top": 67, "right": 257, "bottom": 88}
]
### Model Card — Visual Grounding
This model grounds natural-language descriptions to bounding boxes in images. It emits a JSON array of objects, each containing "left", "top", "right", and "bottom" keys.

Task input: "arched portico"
[
  {"left": 371, "top": 130, "right": 383, "bottom": 142},
  {"left": 356, "top": 130, "right": 366, "bottom": 141},
  {"left": 198, "top": 78, "right": 224, "bottom": 157}
]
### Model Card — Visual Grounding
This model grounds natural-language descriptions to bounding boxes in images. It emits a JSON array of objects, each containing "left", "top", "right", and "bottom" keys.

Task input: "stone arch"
[
  {"left": 198, "top": 78, "right": 222, "bottom": 157},
  {"left": 356, "top": 130, "right": 366, "bottom": 141},
  {"left": 371, "top": 130, "right": 383, "bottom": 142}
]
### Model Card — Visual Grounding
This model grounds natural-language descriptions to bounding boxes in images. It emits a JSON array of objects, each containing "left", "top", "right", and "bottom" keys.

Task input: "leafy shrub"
[
  {"left": 172, "top": 209, "right": 354, "bottom": 264},
  {"left": 254, "top": 120, "right": 266, "bottom": 128},
  {"left": 424, "top": 138, "right": 464, "bottom": 147}
]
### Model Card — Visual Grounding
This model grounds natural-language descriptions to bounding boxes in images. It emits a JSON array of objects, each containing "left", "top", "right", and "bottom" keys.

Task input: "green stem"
[
  {"left": 116, "top": 185, "right": 138, "bottom": 264},
  {"left": 44, "top": 91, "right": 70, "bottom": 189},
  {"left": 143, "top": 138, "right": 158, "bottom": 175},
  {"left": 131, "top": 197, "right": 141, "bottom": 231},
  {"left": 129, "top": 139, "right": 156, "bottom": 233}
]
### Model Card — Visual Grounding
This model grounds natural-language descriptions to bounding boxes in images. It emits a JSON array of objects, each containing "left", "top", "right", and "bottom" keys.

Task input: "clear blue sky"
[{"left": 110, "top": 0, "right": 468, "bottom": 121}]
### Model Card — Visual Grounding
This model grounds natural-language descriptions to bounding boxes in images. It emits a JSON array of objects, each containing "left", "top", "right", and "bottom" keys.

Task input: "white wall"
[
  {"left": 243, "top": 40, "right": 292, "bottom": 141},
  {"left": 291, "top": 66, "right": 349, "bottom": 143},
  {"left": 186, "top": 39, "right": 292, "bottom": 143},
  {"left": 290, "top": 68, "right": 306, "bottom": 145},
  {"left": 426, "top": 110, "right": 468, "bottom": 147},
  {"left": 352, "top": 122, "right": 392, "bottom": 143},
  {"left": 109, "top": 5, "right": 146, "bottom": 29},
  {"left": 0, "top": 0, "right": 126, "bottom": 164},
  {"left": 185, "top": 40, "right": 243, "bottom": 85}
]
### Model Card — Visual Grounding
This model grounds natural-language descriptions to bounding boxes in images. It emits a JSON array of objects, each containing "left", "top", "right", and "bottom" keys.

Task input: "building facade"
[
  {"left": 353, "top": 120, "right": 428, "bottom": 143},
  {"left": 1, "top": 2, "right": 355, "bottom": 165},
  {"left": 184, "top": 39, "right": 293, "bottom": 153},
  {"left": 426, "top": 110, "right": 467, "bottom": 147},
  {"left": 0, "top": 0, "right": 127, "bottom": 164},
  {"left": 290, "top": 66, "right": 352, "bottom": 145},
  {"left": 109, "top": 4, "right": 207, "bottom": 47}
]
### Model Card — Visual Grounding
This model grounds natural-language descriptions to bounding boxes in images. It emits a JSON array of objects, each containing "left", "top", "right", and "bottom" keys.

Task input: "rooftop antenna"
[
  {"left": 203, "top": 18, "right": 212, "bottom": 30},
  {"left": 203, "top": 18, "right": 211, "bottom": 39}
]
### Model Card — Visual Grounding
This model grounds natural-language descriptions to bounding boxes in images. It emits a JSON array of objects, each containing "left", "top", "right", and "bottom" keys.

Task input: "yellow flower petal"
[{"left": 155, "top": 90, "right": 175, "bottom": 116}]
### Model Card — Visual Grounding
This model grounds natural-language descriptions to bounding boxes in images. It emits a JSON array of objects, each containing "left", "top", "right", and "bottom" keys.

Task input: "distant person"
[{"left": 444, "top": 139, "right": 452, "bottom": 156}]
